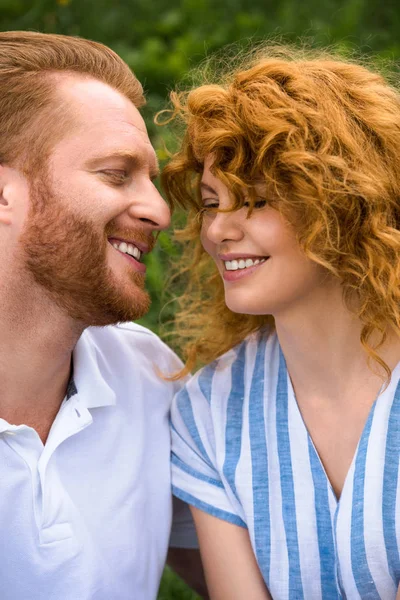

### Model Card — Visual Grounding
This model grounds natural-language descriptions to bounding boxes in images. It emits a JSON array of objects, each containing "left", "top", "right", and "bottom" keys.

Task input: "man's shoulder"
[
  {"left": 85, "top": 321, "right": 164, "bottom": 347},
  {"left": 83, "top": 322, "right": 182, "bottom": 372},
  {"left": 110, "top": 321, "right": 163, "bottom": 345}
]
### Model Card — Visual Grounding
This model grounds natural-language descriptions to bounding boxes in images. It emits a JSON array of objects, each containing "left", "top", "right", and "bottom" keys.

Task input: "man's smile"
[{"left": 108, "top": 237, "right": 147, "bottom": 273}]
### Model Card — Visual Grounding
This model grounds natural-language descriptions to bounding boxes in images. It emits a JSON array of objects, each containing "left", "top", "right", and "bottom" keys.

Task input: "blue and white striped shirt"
[{"left": 171, "top": 329, "right": 400, "bottom": 599}]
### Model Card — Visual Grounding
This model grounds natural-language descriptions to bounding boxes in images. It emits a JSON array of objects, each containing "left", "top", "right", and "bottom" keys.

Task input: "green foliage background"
[{"left": 1, "top": 1, "right": 399, "bottom": 596}]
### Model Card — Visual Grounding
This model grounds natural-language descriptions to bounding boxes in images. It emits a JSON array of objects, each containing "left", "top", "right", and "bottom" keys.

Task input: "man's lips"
[
  {"left": 108, "top": 238, "right": 147, "bottom": 274},
  {"left": 108, "top": 237, "right": 149, "bottom": 254}
]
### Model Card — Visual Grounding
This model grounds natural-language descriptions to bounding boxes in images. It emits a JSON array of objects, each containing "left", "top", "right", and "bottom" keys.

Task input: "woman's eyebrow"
[{"left": 200, "top": 182, "right": 218, "bottom": 195}]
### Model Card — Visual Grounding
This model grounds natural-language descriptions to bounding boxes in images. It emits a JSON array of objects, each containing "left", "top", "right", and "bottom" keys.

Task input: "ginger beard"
[{"left": 19, "top": 174, "right": 153, "bottom": 326}]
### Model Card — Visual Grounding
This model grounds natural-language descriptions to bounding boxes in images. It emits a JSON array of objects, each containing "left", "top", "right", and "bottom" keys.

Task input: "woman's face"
[{"left": 200, "top": 157, "right": 329, "bottom": 317}]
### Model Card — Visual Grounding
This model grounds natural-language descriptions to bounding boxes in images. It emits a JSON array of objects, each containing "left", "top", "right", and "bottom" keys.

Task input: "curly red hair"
[{"left": 161, "top": 44, "right": 400, "bottom": 378}]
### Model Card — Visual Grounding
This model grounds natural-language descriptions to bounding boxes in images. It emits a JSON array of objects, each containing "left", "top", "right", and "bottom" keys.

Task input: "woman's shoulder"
[{"left": 179, "top": 327, "right": 279, "bottom": 408}]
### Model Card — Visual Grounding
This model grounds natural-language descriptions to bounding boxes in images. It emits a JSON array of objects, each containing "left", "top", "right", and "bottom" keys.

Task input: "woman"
[{"left": 162, "top": 45, "right": 400, "bottom": 599}]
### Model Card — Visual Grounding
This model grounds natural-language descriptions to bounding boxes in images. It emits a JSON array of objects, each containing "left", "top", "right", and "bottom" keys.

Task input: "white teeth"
[
  {"left": 225, "top": 257, "right": 266, "bottom": 271},
  {"left": 230, "top": 260, "right": 238, "bottom": 270},
  {"left": 111, "top": 240, "right": 142, "bottom": 261}
]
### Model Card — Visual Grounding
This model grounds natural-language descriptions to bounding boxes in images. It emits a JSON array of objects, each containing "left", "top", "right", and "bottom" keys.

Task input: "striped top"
[{"left": 171, "top": 329, "right": 400, "bottom": 599}]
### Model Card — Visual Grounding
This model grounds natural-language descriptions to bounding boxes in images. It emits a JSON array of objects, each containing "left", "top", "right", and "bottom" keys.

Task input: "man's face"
[{"left": 18, "top": 76, "right": 171, "bottom": 326}]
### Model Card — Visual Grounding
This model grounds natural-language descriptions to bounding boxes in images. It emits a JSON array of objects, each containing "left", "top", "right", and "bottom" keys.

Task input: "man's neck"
[{"left": 0, "top": 295, "right": 84, "bottom": 443}]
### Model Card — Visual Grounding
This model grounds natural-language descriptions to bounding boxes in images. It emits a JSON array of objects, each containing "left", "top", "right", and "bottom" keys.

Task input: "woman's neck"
[{"left": 274, "top": 282, "right": 400, "bottom": 403}]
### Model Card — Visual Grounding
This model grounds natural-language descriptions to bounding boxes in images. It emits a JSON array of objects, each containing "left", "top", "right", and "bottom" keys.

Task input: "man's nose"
[{"left": 129, "top": 182, "right": 171, "bottom": 231}]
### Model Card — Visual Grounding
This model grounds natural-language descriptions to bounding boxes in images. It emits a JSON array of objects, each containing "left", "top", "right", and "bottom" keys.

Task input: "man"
[{"left": 0, "top": 31, "right": 201, "bottom": 599}]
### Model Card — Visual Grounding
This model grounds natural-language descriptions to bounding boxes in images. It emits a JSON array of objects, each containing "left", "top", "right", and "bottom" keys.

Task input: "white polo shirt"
[{"left": 0, "top": 323, "right": 192, "bottom": 600}]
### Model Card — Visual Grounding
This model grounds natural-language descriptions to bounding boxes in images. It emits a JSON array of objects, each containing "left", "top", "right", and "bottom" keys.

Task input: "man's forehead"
[
  {"left": 48, "top": 74, "right": 157, "bottom": 169},
  {"left": 55, "top": 74, "right": 132, "bottom": 105},
  {"left": 54, "top": 74, "right": 147, "bottom": 132}
]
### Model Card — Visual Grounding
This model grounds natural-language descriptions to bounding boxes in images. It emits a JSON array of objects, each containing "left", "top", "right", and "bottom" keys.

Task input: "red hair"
[
  {"left": 0, "top": 31, "right": 144, "bottom": 172},
  {"left": 161, "top": 45, "right": 400, "bottom": 378}
]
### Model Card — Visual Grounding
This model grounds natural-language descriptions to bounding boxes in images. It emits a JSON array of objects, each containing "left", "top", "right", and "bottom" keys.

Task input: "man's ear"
[{"left": 0, "top": 164, "right": 17, "bottom": 225}]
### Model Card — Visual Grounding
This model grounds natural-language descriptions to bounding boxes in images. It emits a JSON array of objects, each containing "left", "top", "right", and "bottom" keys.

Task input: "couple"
[{"left": 2, "top": 30, "right": 400, "bottom": 600}]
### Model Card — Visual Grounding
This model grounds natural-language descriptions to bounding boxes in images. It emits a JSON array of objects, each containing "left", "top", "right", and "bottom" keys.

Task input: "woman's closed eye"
[
  {"left": 244, "top": 199, "right": 268, "bottom": 210},
  {"left": 200, "top": 198, "right": 267, "bottom": 215},
  {"left": 202, "top": 198, "right": 219, "bottom": 210}
]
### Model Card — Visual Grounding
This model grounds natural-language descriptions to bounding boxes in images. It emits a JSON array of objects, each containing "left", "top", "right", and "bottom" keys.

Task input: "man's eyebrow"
[
  {"left": 86, "top": 150, "right": 160, "bottom": 178},
  {"left": 200, "top": 182, "right": 218, "bottom": 195}
]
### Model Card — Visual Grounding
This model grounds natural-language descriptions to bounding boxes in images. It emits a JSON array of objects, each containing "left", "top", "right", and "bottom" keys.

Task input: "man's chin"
[
  {"left": 90, "top": 299, "right": 150, "bottom": 327},
  {"left": 63, "top": 285, "right": 151, "bottom": 328}
]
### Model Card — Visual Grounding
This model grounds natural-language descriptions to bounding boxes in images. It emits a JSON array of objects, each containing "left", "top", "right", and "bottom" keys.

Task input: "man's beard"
[{"left": 19, "top": 175, "right": 153, "bottom": 326}]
